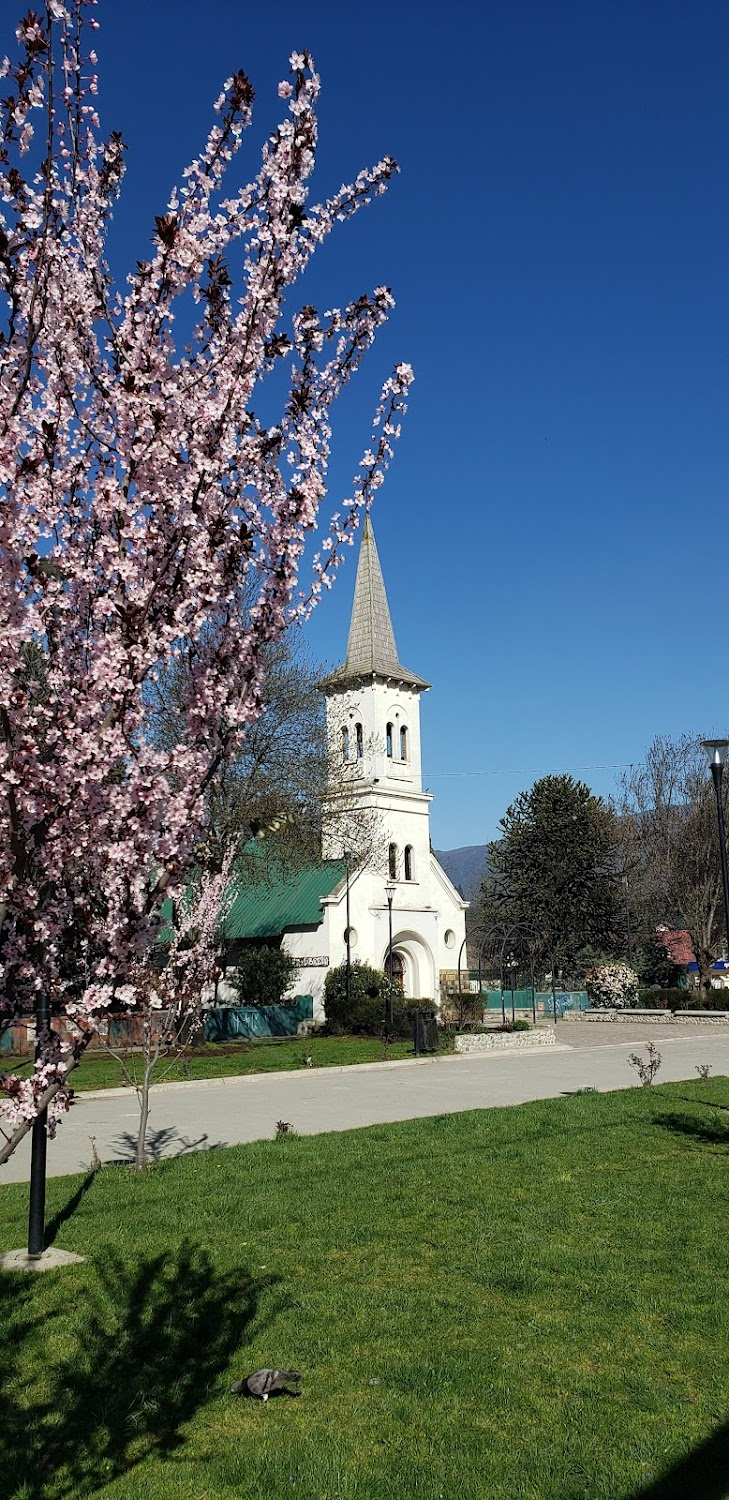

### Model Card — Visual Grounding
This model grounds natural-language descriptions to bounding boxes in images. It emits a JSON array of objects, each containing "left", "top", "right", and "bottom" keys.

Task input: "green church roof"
[{"left": 222, "top": 857, "right": 346, "bottom": 941}]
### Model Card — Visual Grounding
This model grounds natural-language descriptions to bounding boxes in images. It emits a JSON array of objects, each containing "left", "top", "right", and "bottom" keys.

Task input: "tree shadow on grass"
[
  {"left": 111, "top": 1126, "right": 220, "bottom": 1163},
  {"left": 627, "top": 1420, "right": 729, "bottom": 1499},
  {"left": 44, "top": 1171, "right": 97, "bottom": 1247},
  {"left": 654, "top": 1110, "right": 729, "bottom": 1148},
  {"left": 0, "top": 1240, "right": 266, "bottom": 1499}
]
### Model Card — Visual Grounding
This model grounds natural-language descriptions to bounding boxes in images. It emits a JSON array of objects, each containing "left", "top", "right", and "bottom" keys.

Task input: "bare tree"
[
  {"left": 150, "top": 626, "right": 384, "bottom": 881},
  {"left": 618, "top": 735, "right": 725, "bottom": 989},
  {"left": 99, "top": 862, "right": 232, "bottom": 1169},
  {"left": 149, "top": 625, "right": 329, "bottom": 872}
]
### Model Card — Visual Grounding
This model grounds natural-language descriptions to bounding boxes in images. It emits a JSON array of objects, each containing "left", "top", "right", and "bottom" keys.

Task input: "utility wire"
[{"left": 423, "top": 762, "right": 639, "bottom": 778}]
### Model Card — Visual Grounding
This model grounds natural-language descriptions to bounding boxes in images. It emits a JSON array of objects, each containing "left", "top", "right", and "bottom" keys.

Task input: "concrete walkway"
[{"left": 3, "top": 1025, "right": 729, "bottom": 1184}]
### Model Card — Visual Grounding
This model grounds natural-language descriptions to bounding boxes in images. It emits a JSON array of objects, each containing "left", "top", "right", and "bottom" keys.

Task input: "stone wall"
[
  {"left": 561, "top": 1009, "right": 729, "bottom": 1024},
  {"left": 455, "top": 1027, "right": 557, "bottom": 1053}
]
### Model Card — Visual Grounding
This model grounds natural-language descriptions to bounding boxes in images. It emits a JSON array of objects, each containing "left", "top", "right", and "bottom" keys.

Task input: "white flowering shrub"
[{"left": 584, "top": 962, "right": 639, "bottom": 1010}]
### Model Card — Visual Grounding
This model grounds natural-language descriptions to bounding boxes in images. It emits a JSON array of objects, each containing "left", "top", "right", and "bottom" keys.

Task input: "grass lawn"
[
  {"left": 7, "top": 1035, "right": 418, "bottom": 1093},
  {"left": 3, "top": 1079, "right": 729, "bottom": 1498}
]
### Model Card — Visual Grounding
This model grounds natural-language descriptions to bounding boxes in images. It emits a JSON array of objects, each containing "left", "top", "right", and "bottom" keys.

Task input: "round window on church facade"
[{"left": 444, "top": 929, "right": 455, "bottom": 949}]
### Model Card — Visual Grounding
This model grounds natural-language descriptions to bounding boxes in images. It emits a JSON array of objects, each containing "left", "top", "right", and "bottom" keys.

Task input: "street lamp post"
[
  {"left": 702, "top": 740, "right": 729, "bottom": 961},
  {"left": 622, "top": 873, "right": 632, "bottom": 956},
  {"left": 457, "top": 936, "right": 468, "bottom": 1029},
  {"left": 27, "top": 988, "right": 51, "bottom": 1258},
  {"left": 507, "top": 954, "right": 517, "bottom": 1023},
  {"left": 385, "top": 882, "right": 395, "bottom": 1036}
]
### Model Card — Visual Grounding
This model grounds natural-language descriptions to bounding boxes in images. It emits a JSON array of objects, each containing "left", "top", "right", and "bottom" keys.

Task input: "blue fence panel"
[
  {"left": 203, "top": 996, "right": 314, "bottom": 1042},
  {"left": 483, "top": 990, "right": 589, "bottom": 1015},
  {"left": 536, "top": 991, "right": 590, "bottom": 1015},
  {"left": 484, "top": 988, "right": 534, "bottom": 1011}
]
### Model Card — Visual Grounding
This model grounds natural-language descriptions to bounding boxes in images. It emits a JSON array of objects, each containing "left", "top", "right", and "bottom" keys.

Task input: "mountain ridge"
[{"left": 435, "top": 844, "right": 491, "bottom": 902}]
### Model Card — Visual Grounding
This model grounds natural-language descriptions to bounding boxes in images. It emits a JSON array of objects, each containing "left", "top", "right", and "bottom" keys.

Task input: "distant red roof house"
[
  {"left": 656, "top": 924, "right": 729, "bottom": 979},
  {"left": 656, "top": 925, "right": 695, "bottom": 967}
]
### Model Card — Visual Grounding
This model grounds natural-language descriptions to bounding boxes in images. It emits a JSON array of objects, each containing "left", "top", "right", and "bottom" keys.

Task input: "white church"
[{"left": 222, "top": 517, "right": 467, "bottom": 1020}]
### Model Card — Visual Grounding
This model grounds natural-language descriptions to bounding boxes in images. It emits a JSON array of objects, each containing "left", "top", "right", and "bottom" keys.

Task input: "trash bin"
[{"left": 412, "top": 1012, "right": 438, "bottom": 1054}]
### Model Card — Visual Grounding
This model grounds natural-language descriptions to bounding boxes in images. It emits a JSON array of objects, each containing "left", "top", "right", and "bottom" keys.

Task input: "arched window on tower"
[
  {"left": 341, "top": 726, "right": 350, "bottom": 762},
  {"left": 355, "top": 722, "right": 363, "bottom": 759},
  {"left": 400, "top": 725, "right": 408, "bottom": 761},
  {"left": 404, "top": 845, "right": 414, "bottom": 881},
  {"left": 386, "top": 722, "right": 393, "bottom": 758},
  {"left": 388, "top": 842, "right": 398, "bottom": 880}
]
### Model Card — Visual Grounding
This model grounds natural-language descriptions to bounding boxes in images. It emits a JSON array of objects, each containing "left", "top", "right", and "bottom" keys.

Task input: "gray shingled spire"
[{"left": 319, "top": 516, "right": 429, "bottom": 690}]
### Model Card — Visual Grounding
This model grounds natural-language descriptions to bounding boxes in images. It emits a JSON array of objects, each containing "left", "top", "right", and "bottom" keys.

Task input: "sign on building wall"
[{"left": 294, "top": 955, "right": 329, "bottom": 968}]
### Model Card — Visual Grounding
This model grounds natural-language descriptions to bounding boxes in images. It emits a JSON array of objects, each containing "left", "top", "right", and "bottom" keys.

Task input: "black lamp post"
[
  {"left": 343, "top": 848, "right": 353, "bottom": 1016},
  {"left": 507, "top": 953, "right": 517, "bottom": 1023},
  {"left": 27, "top": 989, "right": 51, "bottom": 1259},
  {"left": 622, "top": 873, "right": 632, "bottom": 956},
  {"left": 703, "top": 740, "right": 729, "bottom": 962},
  {"left": 456, "top": 935, "right": 468, "bottom": 1029},
  {"left": 385, "top": 882, "right": 395, "bottom": 1035}
]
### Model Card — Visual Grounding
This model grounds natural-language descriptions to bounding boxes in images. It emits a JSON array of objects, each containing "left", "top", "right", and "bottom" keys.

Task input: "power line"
[{"left": 423, "top": 762, "right": 639, "bottom": 779}]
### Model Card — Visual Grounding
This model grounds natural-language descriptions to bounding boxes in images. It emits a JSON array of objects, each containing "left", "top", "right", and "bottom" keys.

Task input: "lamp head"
[{"left": 703, "top": 739, "right": 729, "bottom": 769}]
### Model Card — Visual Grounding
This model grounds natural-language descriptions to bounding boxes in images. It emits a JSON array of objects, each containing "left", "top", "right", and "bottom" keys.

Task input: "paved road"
[
  {"left": 553, "top": 1018, "right": 729, "bottom": 1047},
  {"left": 3, "top": 1025, "right": 729, "bottom": 1184}
]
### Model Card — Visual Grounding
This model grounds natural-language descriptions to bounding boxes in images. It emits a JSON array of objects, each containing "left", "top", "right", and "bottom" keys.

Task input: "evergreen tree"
[{"left": 479, "top": 775, "right": 621, "bottom": 976}]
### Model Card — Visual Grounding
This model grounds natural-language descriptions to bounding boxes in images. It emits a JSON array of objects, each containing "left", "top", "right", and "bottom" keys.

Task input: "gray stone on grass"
[{"left": 231, "top": 1368, "right": 301, "bottom": 1400}]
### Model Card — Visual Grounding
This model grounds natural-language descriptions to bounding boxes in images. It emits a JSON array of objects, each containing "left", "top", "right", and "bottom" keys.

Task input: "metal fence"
[{"left": 203, "top": 996, "right": 314, "bottom": 1041}]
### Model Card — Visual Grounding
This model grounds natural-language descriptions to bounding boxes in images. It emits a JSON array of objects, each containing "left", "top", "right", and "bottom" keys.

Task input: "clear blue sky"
[{"left": 73, "top": 1, "right": 728, "bottom": 847}]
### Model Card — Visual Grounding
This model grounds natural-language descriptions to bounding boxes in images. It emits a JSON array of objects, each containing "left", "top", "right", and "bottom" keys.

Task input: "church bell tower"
[{"left": 318, "top": 516, "right": 433, "bottom": 886}]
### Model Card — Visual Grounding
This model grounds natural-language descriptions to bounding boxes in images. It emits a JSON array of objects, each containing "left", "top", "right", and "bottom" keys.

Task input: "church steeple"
[{"left": 319, "top": 516, "right": 429, "bottom": 691}]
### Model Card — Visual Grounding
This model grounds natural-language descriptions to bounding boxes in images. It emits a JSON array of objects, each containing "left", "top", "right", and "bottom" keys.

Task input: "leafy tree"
[
  {"left": 478, "top": 775, "right": 621, "bottom": 976},
  {"left": 0, "top": 4, "right": 412, "bottom": 1165},
  {"left": 228, "top": 945, "right": 297, "bottom": 1008},
  {"left": 618, "top": 736, "right": 726, "bottom": 989}
]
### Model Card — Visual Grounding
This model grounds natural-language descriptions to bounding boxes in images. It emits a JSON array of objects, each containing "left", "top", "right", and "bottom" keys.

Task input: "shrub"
[
  {"left": 628, "top": 1042, "right": 662, "bottom": 1086},
  {"left": 637, "top": 987, "right": 728, "bottom": 1012},
  {"left": 228, "top": 945, "right": 297, "bottom": 1007},
  {"left": 585, "top": 962, "right": 639, "bottom": 1010},
  {"left": 323, "top": 968, "right": 443, "bottom": 1039},
  {"left": 324, "top": 961, "right": 408, "bottom": 1037}
]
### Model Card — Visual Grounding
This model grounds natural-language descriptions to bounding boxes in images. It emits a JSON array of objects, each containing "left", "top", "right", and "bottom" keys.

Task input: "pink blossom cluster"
[{"left": 0, "top": 2, "right": 411, "bottom": 1150}]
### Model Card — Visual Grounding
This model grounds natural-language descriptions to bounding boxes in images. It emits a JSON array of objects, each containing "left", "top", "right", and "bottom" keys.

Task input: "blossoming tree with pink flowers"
[{"left": 0, "top": 0, "right": 412, "bottom": 1178}]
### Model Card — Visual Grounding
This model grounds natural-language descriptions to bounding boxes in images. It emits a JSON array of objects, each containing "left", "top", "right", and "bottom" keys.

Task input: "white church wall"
[{"left": 281, "top": 922, "right": 334, "bottom": 1018}]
